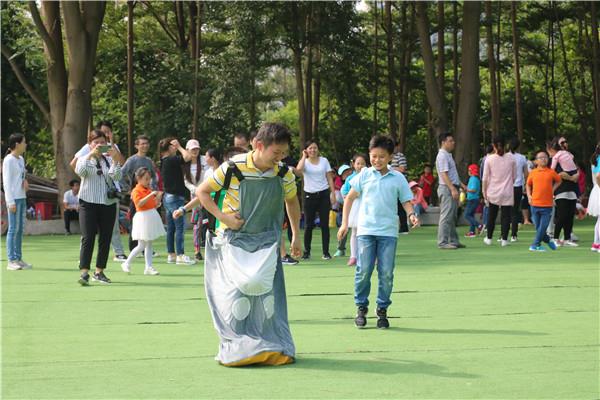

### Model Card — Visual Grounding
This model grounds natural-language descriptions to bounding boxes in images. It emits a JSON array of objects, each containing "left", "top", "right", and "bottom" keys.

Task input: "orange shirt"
[
  {"left": 131, "top": 184, "right": 158, "bottom": 211},
  {"left": 526, "top": 167, "right": 561, "bottom": 207}
]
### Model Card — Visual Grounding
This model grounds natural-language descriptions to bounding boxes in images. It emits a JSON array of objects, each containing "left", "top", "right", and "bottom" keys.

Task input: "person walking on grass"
[
  {"left": 3, "top": 133, "right": 32, "bottom": 271},
  {"left": 482, "top": 136, "right": 516, "bottom": 247},
  {"left": 463, "top": 164, "right": 482, "bottom": 238},
  {"left": 183, "top": 139, "right": 208, "bottom": 261},
  {"left": 587, "top": 144, "right": 600, "bottom": 252},
  {"left": 435, "top": 132, "right": 467, "bottom": 250},
  {"left": 526, "top": 150, "right": 561, "bottom": 252},
  {"left": 338, "top": 135, "right": 419, "bottom": 330},
  {"left": 121, "top": 167, "right": 165, "bottom": 275},
  {"left": 508, "top": 137, "right": 529, "bottom": 242}
]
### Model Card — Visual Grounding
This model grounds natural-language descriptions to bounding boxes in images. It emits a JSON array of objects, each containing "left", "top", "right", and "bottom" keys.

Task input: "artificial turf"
[{"left": 2, "top": 221, "right": 599, "bottom": 399}]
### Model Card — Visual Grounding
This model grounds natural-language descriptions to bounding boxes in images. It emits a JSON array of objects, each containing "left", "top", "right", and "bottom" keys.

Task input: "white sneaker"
[
  {"left": 17, "top": 260, "right": 32, "bottom": 269},
  {"left": 144, "top": 266, "right": 160, "bottom": 275},
  {"left": 167, "top": 255, "right": 176, "bottom": 264},
  {"left": 176, "top": 255, "right": 197, "bottom": 265},
  {"left": 510, "top": 236, "right": 518, "bottom": 242},
  {"left": 483, "top": 238, "right": 492, "bottom": 245},
  {"left": 570, "top": 233, "right": 579, "bottom": 242},
  {"left": 121, "top": 262, "right": 131, "bottom": 274},
  {"left": 7, "top": 261, "right": 22, "bottom": 271},
  {"left": 501, "top": 240, "right": 509, "bottom": 247},
  {"left": 113, "top": 254, "right": 127, "bottom": 262},
  {"left": 564, "top": 240, "right": 579, "bottom": 247}
]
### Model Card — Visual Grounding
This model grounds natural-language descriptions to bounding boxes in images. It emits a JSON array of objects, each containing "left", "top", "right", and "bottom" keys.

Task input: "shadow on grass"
[{"left": 288, "top": 356, "right": 480, "bottom": 379}]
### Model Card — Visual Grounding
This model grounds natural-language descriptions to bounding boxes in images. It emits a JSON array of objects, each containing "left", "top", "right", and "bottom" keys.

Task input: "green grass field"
[{"left": 2, "top": 222, "right": 599, "bottom": 399}]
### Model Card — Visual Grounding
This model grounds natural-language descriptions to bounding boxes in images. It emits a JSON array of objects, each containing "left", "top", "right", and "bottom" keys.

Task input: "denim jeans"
[
  {"left": 6, "top": 198, "right": 26, "bottom": 261},
  {"left": 530, "top": 206, "right": 553, "bottom": 246},
  {"left": 354, "top": 235, "right": 398, "bottom": 309},
  {"left": 464, "top": 199, "right": 479, "bottom": 233},
  {"left": 413, "top": 204, "right": 425, "bottom": 217},
  {"left": 164, "top": 193, "right": 185, "bottom": 255}
]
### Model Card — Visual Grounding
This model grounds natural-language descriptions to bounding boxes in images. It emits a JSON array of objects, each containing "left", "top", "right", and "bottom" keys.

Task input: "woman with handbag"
[{"left": 75, "top": 129, "right": 123, "bottom": 285}]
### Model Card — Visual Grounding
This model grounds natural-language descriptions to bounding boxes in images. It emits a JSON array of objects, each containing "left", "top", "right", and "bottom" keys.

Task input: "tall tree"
[
  {"left": 591, "top": 1, "right": 600, "bottom": 142},
  {"left": 452, "top": 0, "right": 459, "bottom": 132},
  {"left": 511, "top": 1, "right": 524, "bottom": 143},
  {"left": 127, "top": 0, "right": 135, "bottom": 155},
  {"left": 372, "top": 1, "right": 380, "bottom": 136},
  {"left": 454, "top": 1, "right": 481, "bottom": 173},
  {"left": 415, "top": 1, "right": 448, "bottom": 135},
  {"left": 397, "top": 2, "right": 414, "bottom": 152},
  {"left": 191, "top": 1, "right": 202, "bottom": 138},
  {"left": 384, "top": 1, "right": 397, "bottom": 140},
  {"left": 437, "top": 1, "right": 445, "bottom": 97},
  {"left": 485, "top": 1, "right": 500, "bottom": 137}
]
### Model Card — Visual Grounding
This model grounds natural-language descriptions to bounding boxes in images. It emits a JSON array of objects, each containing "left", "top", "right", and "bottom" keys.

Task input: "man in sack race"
[{"left": 195, "top": 122, "right": 302, "bottom": 367}]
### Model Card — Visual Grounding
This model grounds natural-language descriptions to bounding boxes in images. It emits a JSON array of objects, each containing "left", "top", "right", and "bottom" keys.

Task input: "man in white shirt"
[{"left": 63, "top": 179, "right": 80, "bottom": 235}]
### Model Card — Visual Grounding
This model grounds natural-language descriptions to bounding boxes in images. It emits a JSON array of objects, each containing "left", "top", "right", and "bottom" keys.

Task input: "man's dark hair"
[
  {"left": 438, "top": 132, "right": 453, "bottom": 146},
  {"left": 8, "top": 133, "right": 25, "bottom": 150},
  {"left": 224, "top": 146, "right": 247, "bottom": 160},
  {"left": 158, "top": 137, "right": 175, "bottom": 154},
  {"left": 368, "top": 135, "right": 394, "bottom": 155},
  {"left": 135, "top": 135, "right": 150, "bottom": 145},
  {"left": 234, "top": 132, "right": 249, "bottom": 142},
  {"left": 509, "top": 137, "right": 521, "bottom": 153},
  {"left": 249, "top": 130, "right": 258, "bottom": 142},
  {"left": 69, "top": 179, "right": 80, "bottom": 187},
  {"left": 255, "top": 122, "right": 292, "bottom": 147},
  {"left": 95, "top": 120, "right": 113, "bottom": 130},
  {"left": 206, "top": 148, "right": 222, "bottom": 164}
]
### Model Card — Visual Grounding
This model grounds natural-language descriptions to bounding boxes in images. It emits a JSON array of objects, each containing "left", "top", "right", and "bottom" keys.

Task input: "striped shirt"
[
  {"left": 75, "top": 156, "right": 122, "bottom": 205},
  {"left": 391, "top": 152, "right": 407, "bottom": 169},
  {"left": 206, "top": 152, "right": 297, "bottom": 229}
]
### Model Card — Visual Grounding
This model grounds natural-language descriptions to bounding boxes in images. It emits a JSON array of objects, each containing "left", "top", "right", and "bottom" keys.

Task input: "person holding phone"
[
  {"left": 75, "top": 129, "right": 123, "bottom": 285},
  {"left": 296, "top": 141, "right": 336, "bottom": 260}
]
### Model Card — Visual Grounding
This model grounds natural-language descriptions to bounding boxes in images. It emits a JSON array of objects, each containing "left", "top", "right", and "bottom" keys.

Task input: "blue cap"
[{"left": 337, "top": 164, "right": 351, "bottom": 176}]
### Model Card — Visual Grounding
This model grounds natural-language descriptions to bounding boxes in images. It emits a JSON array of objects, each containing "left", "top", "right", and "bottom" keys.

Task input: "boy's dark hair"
[
  {"left": 485, "top": 144, "right": 494, "bottom": 154},
  {"left": 8, "top": 133, "right": 25, "bottom": 150},
  {"left": 135, "top": 167, "right": 151, "bottom": 180},
  {"left": 158, "top": 137, "right": 175, "bottom": 154},
  {"left": 69, "top": 179, "right": 80, "bottom": 187},
  {"left": 352, "top": 153, "right": 369, "bottom": 165},
  {"left": 368, "top": 135, "right": 394, "bottom": 154},
  {"left": 87, "top": 129, "right": 106, "bottom": 144},
  {"left": 304, "top": 140, "right": 319, "bottom": 150},
  {"left": 255, "top": 122, "right": 292, "bottom": 147},
  {"left": 135, "top": 135, "right": 150, "bottom": 145},
  {"left": 492, "top": 135, "right": 506, "bottom": 156},
  {"left": 509, "top": 137, "right": 521, "bottom": 152},
  {"left": 95, "top": 120, "right": 113, "bottom": 130},
  {"left": 224, "top": 146, "right": 247, "bottom": 160},
  {"left": 438, "top": 132, "right": 453, "bottom": 146},
  {"left": 234, "top": 132, "right": 249, "bottom": 141}
]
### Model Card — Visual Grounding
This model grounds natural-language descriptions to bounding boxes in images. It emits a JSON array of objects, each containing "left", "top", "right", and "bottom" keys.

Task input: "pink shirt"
[
  {"left": 550, "top": 150, "right": 577, "bottom": 172},
  {"left": 482, "top": 153, "right": 516, "bottom": 206},
  {"left": 411, "top": 187, "right": 428, "bottom": 210}
]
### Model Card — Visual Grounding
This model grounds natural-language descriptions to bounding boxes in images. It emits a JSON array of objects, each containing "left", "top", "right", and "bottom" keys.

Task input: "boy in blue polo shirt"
[{"left": 338, "top": 135, "right": 419, "bottom": 329}]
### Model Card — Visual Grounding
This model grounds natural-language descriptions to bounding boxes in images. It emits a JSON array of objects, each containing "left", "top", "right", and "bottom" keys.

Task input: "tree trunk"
[
  {"left": 127, "top": 0, "right": 135, "bottom": 156},
  {"left": 511, "top": 1, "right": 524, "bottom": 144},
  {"left": 452, "top": 0, "right": 459, "bottom": 132},
  {"left": 437, "top": 1, "right": 445, "bottom": 97},
  {"left": 454, "top": 1, "right": 481, "bottom": 176},
  {"left": 398, "top": 2, "right": 413, "bottom": 153},
  {"left": 189, "top": 2, "right": 198, "bottom": 60},
  {"left": 486, "top": 1, "right": 500, "bottom": 137},
  {"left": 385, "top": 1, "right": 397, "bottom": 140},
  {"left": 312, "top": 44, "right": 321, "bottom": 143},
  {"left": 415, "top": 1, "right": 448, "bottom": 135},
  {"left": 496, "top": 1, "right": 502, "bottom": 114},
  {"left": 591, "top": 1, "right": 600, "bottom": 142},
  {"left": 373, "top": 1, "right": 379, "bottom": 136},
  {"left": 550, "top": 3, "right": 557, "bottom": 135},
  {"left": 191, "top": 1, "right": 202, "bottom": 139}
]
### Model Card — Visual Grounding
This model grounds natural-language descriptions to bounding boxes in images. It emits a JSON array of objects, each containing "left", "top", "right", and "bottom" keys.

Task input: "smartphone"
[{"left": 98, "top": 145, "right": 111, "bottom": 153}]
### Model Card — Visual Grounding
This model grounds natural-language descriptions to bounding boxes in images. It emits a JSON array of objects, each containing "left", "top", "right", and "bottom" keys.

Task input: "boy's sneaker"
[
  {"left": 301, "top": 252, "right": 311, "bottom": 260},
  {"left": 354, "top": 306, "right": 368, "bottom": 328},
  {"left": 464, "top": 232, "right": 476, "bottom": 238},
  {"left": 510, "top": 236, "right": 518, "bottom": 242},
  {"left": 483, "top": 238, "right": 492, "bottom": 246},
  {"left": 333, "top": 249, "right": 345, "bottom": 257},
  {"left": 195, "top": 252, "right": 203, "bottom": 261},
  {"left": 529, "top": 245, "right": 546, "bottom": 252},
  {"left": 121, "top": 262, "right": 131, "bottom": 274},
  {"left": 501, "top": 240, "right": 509, "bottom": 247},
  {"left": 564, "top": 240, "right": 579, "bottom": 247},
  {"left": 78, "top": 272, "right": 90, "bottom": 286},
  {"left": 176, "top": 255, "right": 197, "bottom": 265},
  {"left": 376, "top": 308, "right": 390, "bottom": 329},
  {"left": 167, "top": 255, "right": 176, "bottom": 264},
  {"left": 322, "top": 254, "right": 332, "bottom": 260},
  {"left": 144, "top": 266, "right": 160, "bottom": 275},
  {"left": 438, "top": 243, "right": 457, "bottom": 250},
  {"left": 17, "top": 260, "right": 32, "bottom": 269},
  {"left": 113, "top": 254, "right": 127, "bottom": 262},
  {"left": 7, "top": 261, "right": 22, "bottom": 271},
  {"left": 281, "top": 255, "right": 299, "bottom": 265},
  {"left": 92, "top": 271, "right": 111, "bottom": 284},
  {"left": 547, "top": 240, "right": 558, "bottom": 251},
  {"left": 347, "top": 257, "right": 357, "bottom": 266}
]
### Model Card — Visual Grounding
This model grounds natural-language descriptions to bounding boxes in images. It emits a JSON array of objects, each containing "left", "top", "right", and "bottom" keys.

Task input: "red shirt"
[{"left": 419, "top": 173, "right": 435, "bottom": 197}]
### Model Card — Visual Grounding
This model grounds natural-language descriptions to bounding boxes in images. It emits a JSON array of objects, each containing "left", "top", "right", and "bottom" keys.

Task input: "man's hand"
[
  {"left": 450, "top": 187, "right": 459, "bottom": 200},
  {"left": 337, "top": 224, "right": 349, "bottom": 241},
  {"left": 170, "top": 139, "right": 182, "bottom": 150},
  {"left": 8, "top": 204, "right": 16, "bottom": 213},
  {"left": 409, "top": 214, "right": 420, "bottom": 228},
  {"left": 23, "top": 180, "right": 29, "bottom": 192},
  {"left": 290, "top": 234, "right": 301, "bottom": 258},
  {"left": 222, "top": 212, "right": 245, "bottom": 230},
  {"left": 172, "top": 209, "right": 184, "bottom": 220}
]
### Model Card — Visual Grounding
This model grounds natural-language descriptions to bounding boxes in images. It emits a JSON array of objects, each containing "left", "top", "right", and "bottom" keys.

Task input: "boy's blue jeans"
[
  {"left": 530, "top": 206, "right": 552, "bottom": 246},
  {"left": 6, "top": 198, "right": 25, "bottom": 261},
  {"left": 464, "top": 199, "right": 480, "bottom": 233},
  {"left": 354, "top": 235, "right": 397, "bottom": 309}
]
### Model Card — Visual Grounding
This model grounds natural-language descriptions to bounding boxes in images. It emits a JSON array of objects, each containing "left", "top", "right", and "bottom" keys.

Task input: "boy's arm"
[
  {"left": 337, "top": 189, "right": 359, "bottom": 241},
  {"left": 401, "top": 201, "right": 420, "bottom": 227}
]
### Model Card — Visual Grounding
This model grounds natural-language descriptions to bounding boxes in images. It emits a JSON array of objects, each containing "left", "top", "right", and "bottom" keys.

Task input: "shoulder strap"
[
  {"left": 277, "top": 163, "right": 289, "bottom": 178},
  {"left": 223, "top": 160, "right": 244, "bottom": 190}
]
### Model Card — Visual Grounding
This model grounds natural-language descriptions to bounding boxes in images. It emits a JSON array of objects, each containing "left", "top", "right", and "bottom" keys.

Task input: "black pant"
[
  {"left": 487, "top": 203, "right": 512, "bottom": 241},
  {"left": 79, "top": 200, "right": 116, "bottom": 270},
  {"left": 398, "top": 200, "right": 408, "bottom": 233},
  {"left": 128, "top": 199, "right": 137, "bottom": 251},
  {"left": 303, "top": 189, "right": 331, "bottom": 255},
  {"left": 511, "top": 186, "right": 523, "bottom": 237},
  {"left": 64, "top": 209, "right": 78, "bottom": 233},
  {"left": 554, "top": 198, "right": 576, "bottom": 241}
]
